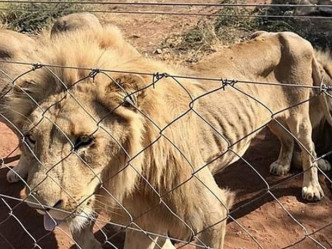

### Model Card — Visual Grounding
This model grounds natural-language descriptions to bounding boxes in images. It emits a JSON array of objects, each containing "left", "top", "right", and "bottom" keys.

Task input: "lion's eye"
[
  {"left": 73, "top": 135, "right": 94, "bottom": 150},
  {"left": 25, "top": 134, "right": 36, "bottom": 148},
  {"left": 115, "top": 78, "right": 122, "bottom": 87},
  {"left": 123, "top": 95, "right": 136, "bottom": 108}
]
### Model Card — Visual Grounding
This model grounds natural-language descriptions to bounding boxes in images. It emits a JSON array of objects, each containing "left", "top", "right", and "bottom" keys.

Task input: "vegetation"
[
  {"left": 214, "top": 0, "right": 332, "bottom": 49},
  {"left": 0, "top": 1, "right": 84, "bottom": 33},
  {"left": 163, "top": 0, "right": 332, "bottom": 58}
]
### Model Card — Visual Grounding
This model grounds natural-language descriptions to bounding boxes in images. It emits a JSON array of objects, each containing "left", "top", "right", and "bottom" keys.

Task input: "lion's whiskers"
[{"left": 91, "top": 208, "right": 122, "bottom": 217}]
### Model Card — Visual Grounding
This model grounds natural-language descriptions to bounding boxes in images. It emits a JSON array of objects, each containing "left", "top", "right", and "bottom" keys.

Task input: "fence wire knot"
[
  {"left": 320, "top": 83, "right": 332, "bottom": 93},
  {"left": 31, "top": 63, "right": 42, "bottom": 71},
  {"left": 90, "top": 69, "right": 100, "bottom": 82},
  {"left": 221, "top": 78, "right": 237, "bottom": 90},
  {"left": 153, "top": 72, "right": 168, "bottom": 88},
  {"left": 154, "top": 72, "right": 168, "bottom": 80}
]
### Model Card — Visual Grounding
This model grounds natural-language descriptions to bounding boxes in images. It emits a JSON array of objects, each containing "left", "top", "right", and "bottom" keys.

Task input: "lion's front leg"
[
  {"left": 71, "top": 220, "right": 101, "bottom": 249},
  {"left": 124, "top": 229, "right": 175, "bottom": 249},
  {"left": 194, "top": 182, "right": 231, "bottom": 249},
  {"left": 197, "top": 220, "right": 227, "bottom": 249}
]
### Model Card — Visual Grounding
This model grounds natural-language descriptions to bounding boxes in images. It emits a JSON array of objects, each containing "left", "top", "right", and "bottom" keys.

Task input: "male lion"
[{"left": 1, "top": 28, "right": 330, "bottom": 248}]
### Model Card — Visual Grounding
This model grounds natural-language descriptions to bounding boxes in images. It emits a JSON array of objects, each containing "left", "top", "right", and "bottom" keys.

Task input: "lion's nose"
[
  {"left": 45, "top": 199, "right": 63, "bottom": 211},
  {"left": 26, "top": 190, "right": 64, "bottom": 210}
]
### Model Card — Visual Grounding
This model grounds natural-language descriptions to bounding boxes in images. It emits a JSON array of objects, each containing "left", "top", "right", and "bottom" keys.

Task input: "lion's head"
[
  {"left": 1, "top": 26, "right": 155, "bottom": 230},
  {"left": 22, "top": 71, "right": 148, "bottom": 230}
]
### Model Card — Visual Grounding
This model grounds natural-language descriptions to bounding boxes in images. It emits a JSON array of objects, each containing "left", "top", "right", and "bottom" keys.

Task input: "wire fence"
[
  {"left": 1, "top": 0, "right": 332, "bottom": 18},
  {"left": 0, "top": 2, "right": 331, "bottom": 249}
]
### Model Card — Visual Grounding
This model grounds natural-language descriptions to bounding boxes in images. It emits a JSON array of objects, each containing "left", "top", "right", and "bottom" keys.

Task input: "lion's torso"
[{"left": 153, "top": 31, "right": 318, "bottom": 174}]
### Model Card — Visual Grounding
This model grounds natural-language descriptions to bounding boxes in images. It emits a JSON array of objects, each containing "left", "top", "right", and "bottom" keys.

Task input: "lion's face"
[{"left": 21, "top": 74, "right": 146, "bottom": 228}]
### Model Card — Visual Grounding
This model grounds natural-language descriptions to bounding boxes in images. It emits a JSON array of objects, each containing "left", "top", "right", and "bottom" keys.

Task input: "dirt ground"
[{"left": 0, "top": 1, "right": 332, "bottom": 249}]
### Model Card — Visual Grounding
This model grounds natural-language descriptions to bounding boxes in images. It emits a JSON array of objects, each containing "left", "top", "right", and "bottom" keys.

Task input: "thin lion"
[{"left": 1, "top": 28, "right": 332, "bottom": 248}]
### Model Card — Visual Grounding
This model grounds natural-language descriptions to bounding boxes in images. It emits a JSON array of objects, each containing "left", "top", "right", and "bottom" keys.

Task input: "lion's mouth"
[
  {"left": 34, "top": 207, "right": 67, "bottom": 231},
  {"left": 42, "top": 209, "right": 93, "bottom": 232},
  {"left": 31, "top": 196, "right": 95, "bottom": 231}
]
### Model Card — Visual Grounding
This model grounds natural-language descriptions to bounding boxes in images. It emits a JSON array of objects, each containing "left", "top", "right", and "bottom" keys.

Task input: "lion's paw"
[
  {"left": 269, "top": 161, "right": 290, "bottom": 176},
  {"left": 6, "top": 169, "right": 22, "bottom": 183},
  {"left": 317, "top": 159, "right": 332, "bottom": 172},
  {"left": 302, "top": 184, "right": 324, "bottom": 201}
]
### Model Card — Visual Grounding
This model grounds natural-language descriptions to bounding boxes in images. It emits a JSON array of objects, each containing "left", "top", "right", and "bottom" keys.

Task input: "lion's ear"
[
  {"left": 112, "top": 73, "right": 146, "bottom": 109},
  {"left": 97, "top": 73, "right": 146, "bottom": 113}
]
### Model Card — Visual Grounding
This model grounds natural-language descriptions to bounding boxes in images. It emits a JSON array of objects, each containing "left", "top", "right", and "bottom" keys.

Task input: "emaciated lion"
[{"left": 1, "top": 27, "right": 332, "bottom": 248}]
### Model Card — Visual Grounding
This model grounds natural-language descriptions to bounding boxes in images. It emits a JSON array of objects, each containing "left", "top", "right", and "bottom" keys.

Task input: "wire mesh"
[{"left": 0, "top": 1, "right": 331, "bottom": 249}]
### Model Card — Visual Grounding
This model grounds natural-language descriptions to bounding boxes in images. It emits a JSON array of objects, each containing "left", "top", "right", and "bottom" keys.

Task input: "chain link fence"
[{"left": 0, "top": 2, "right": 331, "bottom": 249}]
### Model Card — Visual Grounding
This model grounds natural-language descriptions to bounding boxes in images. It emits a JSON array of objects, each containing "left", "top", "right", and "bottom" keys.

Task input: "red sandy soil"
[{"left": 0, "top": 1, "right": 331, "bottom": 249}]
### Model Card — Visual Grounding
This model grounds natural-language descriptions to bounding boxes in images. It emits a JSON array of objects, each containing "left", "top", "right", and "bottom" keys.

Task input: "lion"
[
  {"left": 1, "top": 28, "right": 331, "bottom": 248},
  {"left": 50, "top": 12, "right": 102, "bottom": 38},
  {"left": 2, "top": 27, "right": 234, "bottom": 249},
  {"left": 189, "top": 31, "right": 330, "bottom": 203},
  {"left": 248, "top": 31, "right": 332, "bottom": 173}
]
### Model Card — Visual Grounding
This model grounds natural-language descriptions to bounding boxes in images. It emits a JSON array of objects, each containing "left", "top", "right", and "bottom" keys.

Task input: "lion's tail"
[{"left": 312, "top": 56, "right": 332, "bottom": 127}]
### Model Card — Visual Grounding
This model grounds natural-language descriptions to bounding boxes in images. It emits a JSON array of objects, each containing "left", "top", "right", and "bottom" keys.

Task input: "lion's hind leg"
[
  {"left": 268, "top": 120, "right": 294, "bottom": 176},
  {"left": 267, "top": 120, "right": 331, "bottom": 177},
  {"left": 287, "top": 116, "right": 324, "bottom": 201},
  {"left": 292, "top": 151, "right": 332, "bottom": 172}
]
